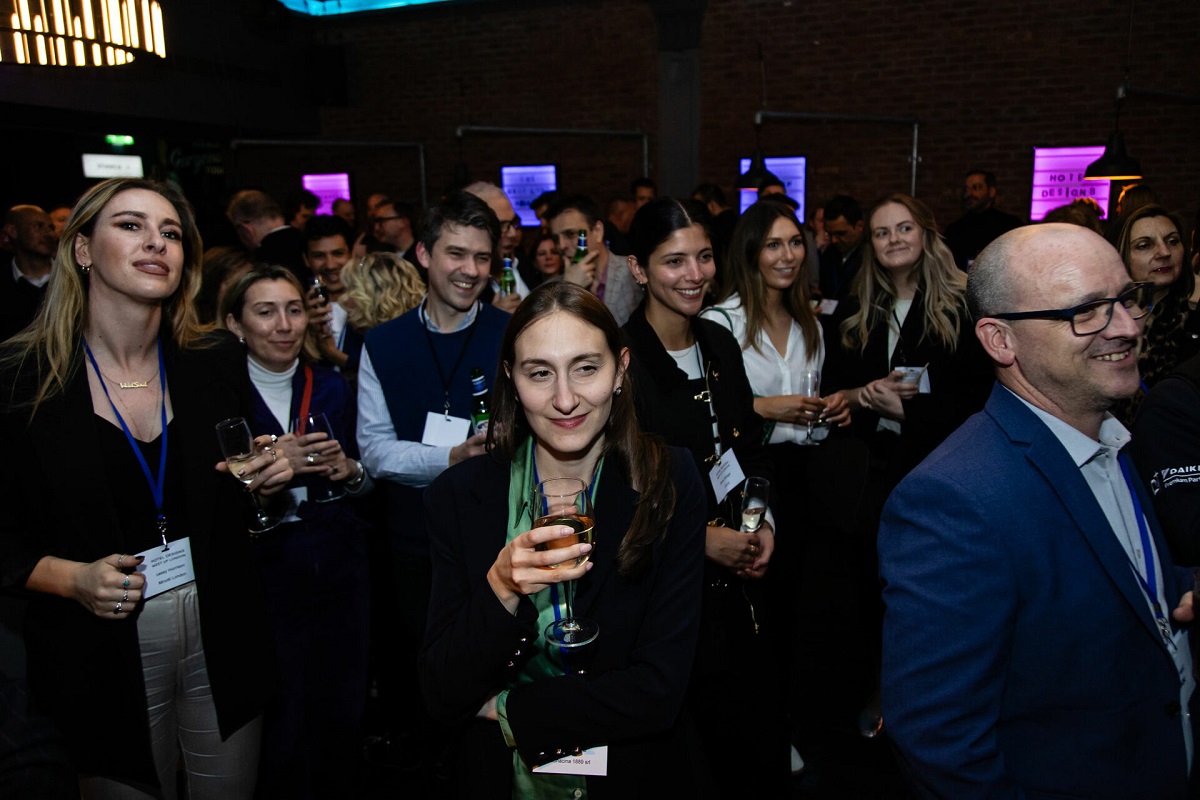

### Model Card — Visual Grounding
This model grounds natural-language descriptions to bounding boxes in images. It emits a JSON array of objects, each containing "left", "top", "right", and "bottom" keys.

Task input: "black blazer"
[
  {"left": 621, "top": 302, "right": 773, "bottom": 518},
  {"left": 824, "top": 290, "right": 992, "bottom": 484},
  {"left": 420, "top": 448, "right": 706, "bottom": 799},
  {"left": 0, "top": 335, "right": 274, "bottom": 791}
]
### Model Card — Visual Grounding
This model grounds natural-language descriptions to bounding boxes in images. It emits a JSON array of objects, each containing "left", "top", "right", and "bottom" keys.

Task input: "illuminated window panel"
[
  {"left": 502, "top": 165, "right": 557, "bottom": 229},
  {"left": 303, "top": 172, "right": 353, "bottom": 216},
  {"left": 277, "top": 0, "right": 460, "bottom": 14},
  {"left": 738, "top": 156, "right": 807, "bottom": 220},
  {"left": 1030, "top": 146, "right": 1111, "bottom": 221}
]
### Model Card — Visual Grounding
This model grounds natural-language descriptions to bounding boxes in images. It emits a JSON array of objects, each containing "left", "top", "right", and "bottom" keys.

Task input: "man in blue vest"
[{"left": 356, "top": 191, "right": 511, "bottom": 762}]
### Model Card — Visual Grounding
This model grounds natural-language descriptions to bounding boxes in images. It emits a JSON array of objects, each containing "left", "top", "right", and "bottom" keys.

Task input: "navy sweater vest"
[{"left": 364, "top": 303, "right": 509, "bottom": 556}]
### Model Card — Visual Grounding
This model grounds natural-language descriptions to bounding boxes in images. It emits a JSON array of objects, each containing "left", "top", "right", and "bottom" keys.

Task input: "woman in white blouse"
[
  {"left": 700, "top": 198, "right": 852, "bottom": 770},
  {"left": 701, "top": 199, "right": 849, "bottom": 442}
]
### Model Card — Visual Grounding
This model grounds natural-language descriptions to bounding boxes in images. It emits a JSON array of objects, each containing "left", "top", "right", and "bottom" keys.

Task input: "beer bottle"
[
  {"left": 571, "top": 230, "right": 589, "bottom": 265},
  {"left": 499, "top": 256, "right": 516, "bottom": 296},
  {"left": 469, "top": 367, "right": 490, "bottom": 436}
]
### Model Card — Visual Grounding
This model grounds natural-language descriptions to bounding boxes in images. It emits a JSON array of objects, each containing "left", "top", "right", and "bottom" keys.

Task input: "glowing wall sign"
[
  {"left": 1030, "top": 146, "right": 1111, "bottom": 221},
  {"left": 738, "top": 157, "right": 807, "bottom": 220},
  {"left": 277, "top": 0, "right": 460, "bottom": 14},
  {"left": 302, "top": 173, "right": 353, "bottom": 216},
  {"left": 502, "top": 165, "right": 557, "bottom": 228},
  {"left": 82, "top": 154, "right": 144, "bottom": 178}
]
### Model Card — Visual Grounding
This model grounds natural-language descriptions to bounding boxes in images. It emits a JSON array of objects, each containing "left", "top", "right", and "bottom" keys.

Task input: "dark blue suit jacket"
[{"left": 880, "top": 383, "right": 1194, "bottom": 799}]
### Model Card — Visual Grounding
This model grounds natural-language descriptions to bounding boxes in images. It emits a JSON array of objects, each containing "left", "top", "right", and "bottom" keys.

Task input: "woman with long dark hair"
[
  {"left": 421, "top": 281, "right": 706, "bottom": 799},
  {"left": 622, "top": 197, "right": 790, "bottom": 798},
  {"left": 0, "top": 178, "right": 292, "bottom": 798}
]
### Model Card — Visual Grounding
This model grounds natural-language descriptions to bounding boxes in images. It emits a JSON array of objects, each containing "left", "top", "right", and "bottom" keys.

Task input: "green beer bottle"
[
  {"left": 571, "top": 230, "right": 588, "bottom": 264},
  {"left": 499, "top": 256, "right": 516, "bottom": 296},
  {"left": 469, "top": 367, "right": 490, "bottom": 436}
]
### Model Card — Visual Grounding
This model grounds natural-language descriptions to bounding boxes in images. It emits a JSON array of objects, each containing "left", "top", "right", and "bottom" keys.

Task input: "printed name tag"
[
  {"left": 709, "top": 449, "right": 747, "bottom": 505},
  {"left": 532, "top": 745, "right": 609, "bottom": 776},
  {"left": 134, "top": 537, "right": 196, "bottom": 600},
  {"left": 421, "top": 412, "right": 472, "bottom": 447},
  {"left": 817, "top": 298, "right": 839, "bottom": 316}
]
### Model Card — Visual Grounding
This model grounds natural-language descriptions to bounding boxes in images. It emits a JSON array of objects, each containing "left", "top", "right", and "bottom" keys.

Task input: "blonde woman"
[
  {"left": 336, "top": 252, "right": 425, "bottom": 379},
  {"left": 0, "top": 178, "right": 293, "bottom": 798}
]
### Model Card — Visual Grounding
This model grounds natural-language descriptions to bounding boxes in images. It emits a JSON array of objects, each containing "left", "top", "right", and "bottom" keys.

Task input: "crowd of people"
[{"left": 1, "top": 167, "right": 1199, "bottom": 799}]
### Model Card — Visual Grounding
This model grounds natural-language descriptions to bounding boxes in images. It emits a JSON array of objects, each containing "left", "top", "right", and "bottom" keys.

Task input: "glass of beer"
[{"left": 533, "top": 477, "right": 598, "bottom": 648}]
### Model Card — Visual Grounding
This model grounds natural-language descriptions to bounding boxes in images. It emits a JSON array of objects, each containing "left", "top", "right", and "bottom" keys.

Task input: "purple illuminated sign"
[
  {"left": 738, "top": 157, "right": 807, "bottom": 219},
  {"left": 1030, "top": 147, "right": 1110, "bottom": 221},
  {"left": 502, "top": 165, "right": 557, "bottom": 228},
  {"left": 302, "top": 173, "right": 352, "bottom": 216}
]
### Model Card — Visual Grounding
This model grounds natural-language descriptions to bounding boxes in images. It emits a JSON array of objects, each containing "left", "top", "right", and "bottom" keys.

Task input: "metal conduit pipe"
[
  {"left": 230, "top": 139, "right": 428, "bottom": 209},
  {"left": 752, "top": 110, "right": 922, "bottom": 196},
  {"left": 455, "top": 125, "right": 651, "bottom": 178}
]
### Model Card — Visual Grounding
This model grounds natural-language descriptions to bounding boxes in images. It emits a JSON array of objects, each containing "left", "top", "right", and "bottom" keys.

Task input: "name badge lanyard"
[
  {"left": 420, "top": 300, "right": 479, "bottom": 419},
  {"left": 83, "top": 338, "right": 171, "bottom": 550},
  {"left": 291, "top": 365, "right": 315, "bottom": 434},
  {"left": 691, "top": 347, "right": 723, "bottom": 463},
  {"left": 1118, "top": 455, "right": 1172, "bottom": 646},
  {"left": 889, "top": 306, "right": 910, "bottom": 369}
]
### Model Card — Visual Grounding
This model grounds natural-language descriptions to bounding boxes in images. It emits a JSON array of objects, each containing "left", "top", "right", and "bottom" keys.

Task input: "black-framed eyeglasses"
[
  {"left": 499, "top": 218, "right": 521, "bottom": 233},
  {"left": 989, "top": 282, "right": 1155, "bottom": 336}
]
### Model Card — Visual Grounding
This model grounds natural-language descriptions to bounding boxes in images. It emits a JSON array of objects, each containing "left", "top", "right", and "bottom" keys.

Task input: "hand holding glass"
[
  {"left": 799, "top": 369, "right": 822, "bottom": 445},
  {"left": 533, "top": 477, "right": 598, "bottom": 648},
  {"left": 740, "top": 477, "right": 770, "bottom": 533},
  {"left": 294, "top": 412, "right": 346, "bottom": 503},
  {"left": 215, "top": 417, "right": 280, "bottom": 534}
]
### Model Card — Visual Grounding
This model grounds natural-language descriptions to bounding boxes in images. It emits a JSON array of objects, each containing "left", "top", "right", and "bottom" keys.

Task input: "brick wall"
[{"left": 301, "top": 0, "right": 1199, "bottom": 231}]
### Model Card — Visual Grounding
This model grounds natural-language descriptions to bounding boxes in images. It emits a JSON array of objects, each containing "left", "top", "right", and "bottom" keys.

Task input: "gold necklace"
[{"left": 94, "top": 364, "right": 160, "bottom": 390}]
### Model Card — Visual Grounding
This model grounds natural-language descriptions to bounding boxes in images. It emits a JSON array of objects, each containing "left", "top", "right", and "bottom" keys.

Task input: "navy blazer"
[
  {"left": 420, "top": 447, "right": 706, "bottom": 799},
  {"left": 880, "top": 383, "right": 1194, "bottom": 799}
]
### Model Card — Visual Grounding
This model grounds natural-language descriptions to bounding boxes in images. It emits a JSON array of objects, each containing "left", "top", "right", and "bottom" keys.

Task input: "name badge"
[
  {"left": 133, "top": 537, "right": 196, "bottom": 600},
  {"left": 421, "top": 411, "right": 472, "bottom": 447},
  {"left": 532, "top": 745, "right": 609, "bottom": 776},
  {"left": 708, "top": 449, "right": 747, "bottom": 505},
  {"left": 817, "top": 298, "right": 839, "bottom": 316}
]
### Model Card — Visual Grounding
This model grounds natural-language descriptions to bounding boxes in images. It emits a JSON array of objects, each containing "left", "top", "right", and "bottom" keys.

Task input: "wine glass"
[
  {"left": 798, "top": 368, "right": 822, "bottom": 446},
  {"left": 739, "top": 477, "right": 770, "bottom": 533},
  {"left": 215, "top": 417, "right": 280, "bottom": 534},
  {"left": 294, "top": 412, "right": 347, "bottom": 503},
  {"left": 532, "top": 477, "right": 598, "bottom": 649}
]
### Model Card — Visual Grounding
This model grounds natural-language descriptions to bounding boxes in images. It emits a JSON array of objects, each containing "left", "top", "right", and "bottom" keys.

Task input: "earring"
[
  {"left": 239, "top": 337, "right": 246, "bottom": 345},
  {"left": 614, "top": 386, "right": 623, "bottom": 396},
  {"left": 79, "top": 263, "right": 91, "bottom": 274}
]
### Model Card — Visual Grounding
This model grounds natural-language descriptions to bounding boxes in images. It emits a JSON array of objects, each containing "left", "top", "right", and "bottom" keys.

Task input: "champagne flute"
[
  {"left": 798, "top": 368, "right": 821, "bottom": 445},
  {"left": 215, "top": 417, "right": 280, "bottom": 534},
  {"left": 294, "top": 412, "right": 347, "bottom": 503},
  {"left": 740, "top": 477, "right": 770, "bottom": 533},
  {"left": 533, "top": 477, "right": 598, "bottom": 649}
]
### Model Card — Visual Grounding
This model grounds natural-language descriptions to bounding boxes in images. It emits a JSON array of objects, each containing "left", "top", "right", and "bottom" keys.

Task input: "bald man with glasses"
[{"left": 880, "top": 224, "right": 1197, "bottom": 799}]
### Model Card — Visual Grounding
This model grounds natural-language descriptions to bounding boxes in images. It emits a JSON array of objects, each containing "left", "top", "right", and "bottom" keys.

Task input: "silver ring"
[
  {"left": 306, "top": 452, "right": 316, "bottom": 465},
  {"left": 269, "top": 434, "right": 278, "bottom": 444},
  {"left": 114, "top": 602, "right": 122, "bottom": 614},
  {"left": 122, "top": 589, "right": 129, "bottom": 602},
  {"left": 268, "top": 448, "right": 277, "bottom": 462},
  {"left": 117, "top": 554, "right": 125, "bottom": 568}
]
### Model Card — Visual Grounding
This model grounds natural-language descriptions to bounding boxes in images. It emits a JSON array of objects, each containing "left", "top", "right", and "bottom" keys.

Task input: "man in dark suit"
[
  {"left": 817, "top": 194, "right": 864, "bottom": 311},
  {"left": 1, "top": 205, "right": 56, "bottom": 341},
  {"left": 225, "top": 189, "right": 310, "bottom": 283},
  {"left": 880, "top": 223, "right": 1196, "bottom": 798}
]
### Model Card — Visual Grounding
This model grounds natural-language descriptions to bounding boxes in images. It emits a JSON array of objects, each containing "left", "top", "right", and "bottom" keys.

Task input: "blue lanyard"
[
  {"left": 1118, "top": 454, "right": 1170, "bottom": 642},
  {"left": 83, "top": 338, "right": 170, "bottom": 548}
]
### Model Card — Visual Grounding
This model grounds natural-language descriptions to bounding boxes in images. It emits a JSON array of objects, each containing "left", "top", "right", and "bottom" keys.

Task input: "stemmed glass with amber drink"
[{"left": 533, "top": 477, "right": 598, "bottom": 648}]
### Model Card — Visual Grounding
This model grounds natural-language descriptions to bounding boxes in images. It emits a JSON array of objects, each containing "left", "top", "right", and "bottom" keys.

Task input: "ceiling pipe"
[
  {"left": 230, "top": 138, "right": 428, "bottom": 209},
  {"left": 455, "top": 125, "right": 651, "bottom": 180},
  {"left": 752, "top": 110, "right": 921, "bottom": 197}
]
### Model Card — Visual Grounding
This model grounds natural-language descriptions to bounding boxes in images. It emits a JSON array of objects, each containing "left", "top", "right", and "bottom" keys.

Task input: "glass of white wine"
[
  {"left": 740, "top": 477, "right": 770, "bottom": 533},
  {"left": 533, "top": 477, "right": 598, "bottom": 649},
  {"left": 215, "top": 417, "right": 280, "bottom": 534},
  {"left": 798, "top": 369, "right": 822, "bottom": 446}
]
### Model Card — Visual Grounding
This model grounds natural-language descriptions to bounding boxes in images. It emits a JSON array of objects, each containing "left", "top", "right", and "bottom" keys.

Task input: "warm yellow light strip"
[{"left": 2, "top": 0, "right": 163, "bottom": 65}]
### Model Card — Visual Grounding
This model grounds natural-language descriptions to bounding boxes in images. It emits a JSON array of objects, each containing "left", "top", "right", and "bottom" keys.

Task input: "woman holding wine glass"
[
  {"left": 823, "top": 193, "right": 991, "bottom": 735},
  {"left": 220, "top": 263, "right": 373, "bottom": 799},
  {"left": 0, "top": 178, "right": 292, "bottom": 798},
  {"left": 421, "top": 281, "right": 707, "bottom": 799},
  {"left": 699, "top": 198, "right": 854, "bottom": 769},
  {"left": 621, "top": 197, "right": 791, "bottom": 797}
]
